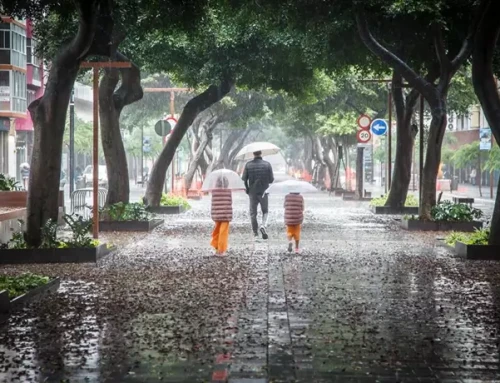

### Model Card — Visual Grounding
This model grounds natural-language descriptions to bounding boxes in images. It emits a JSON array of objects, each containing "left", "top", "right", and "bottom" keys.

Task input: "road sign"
[
  {"left": 370, "top": 119, "right": 388, "bottom": 136},
  {"left": 154, "top": 116, "right": 178, "bottom": 137},
  {"left": 357, "top": 129, "right": 372, "bottom": 144},
  {"left": 357, "top": 114, "right": 372, "bottom": 130},
  {"left": 143, "top": 136, "right": 151, "bottom": 153}
]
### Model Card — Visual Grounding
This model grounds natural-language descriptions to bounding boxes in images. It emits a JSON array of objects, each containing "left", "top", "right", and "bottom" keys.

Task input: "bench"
[{"left": 452, "top": 197, "right": 474, "bottom": 207}]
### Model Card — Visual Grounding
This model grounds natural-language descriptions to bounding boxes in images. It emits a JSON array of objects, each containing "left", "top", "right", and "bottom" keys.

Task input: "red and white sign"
[
  {"left": 357, "top": 114, "right": 372, "bottom": 131},
  {"left": 165, "top": 116, "right": 178, "bottom": 130},
  {"left": 357, "top": 129, "right": 372, "bottom": 144}
]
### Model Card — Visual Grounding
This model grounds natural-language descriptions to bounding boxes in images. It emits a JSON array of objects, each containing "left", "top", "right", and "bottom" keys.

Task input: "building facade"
[{"left": 0, "top": 17, "right": 44, "bottom": 181}]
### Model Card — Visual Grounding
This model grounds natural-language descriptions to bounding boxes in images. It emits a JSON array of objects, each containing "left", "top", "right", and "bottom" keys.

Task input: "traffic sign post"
[
  {"left": 357, "top": 114, "right": 372, "bottom": 131},
  {"left": 357, "top": 129, "right": 372, "bottom": 144},
  {"left": 370, "top": 119, "right": 388, "bottom": 136}
]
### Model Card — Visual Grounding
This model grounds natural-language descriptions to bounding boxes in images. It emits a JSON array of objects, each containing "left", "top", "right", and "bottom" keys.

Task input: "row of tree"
[{"left": 3, "top": 0, "right": 500, "bottom": 246}]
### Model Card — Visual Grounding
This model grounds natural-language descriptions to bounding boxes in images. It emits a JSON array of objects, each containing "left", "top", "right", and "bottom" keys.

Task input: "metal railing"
[{"left": 70, "top": 188, "right": 107, "bottom": 219}]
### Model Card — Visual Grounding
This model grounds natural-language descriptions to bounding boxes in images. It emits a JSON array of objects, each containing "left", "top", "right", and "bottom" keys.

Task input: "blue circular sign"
[{"left": 370, "top": 119, "right": 388, "bottom": 136}]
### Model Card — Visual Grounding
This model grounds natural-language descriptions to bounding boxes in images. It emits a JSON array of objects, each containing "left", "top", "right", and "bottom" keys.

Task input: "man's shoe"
[
  {"left": 260, "top": 226, "right": 269, "bottom": 240},
  {"left": 254, "top": 234, "right": 260, "bottom": 242},
  {"left": 288, "top": 242, "right": 293, "bottom": 253}
]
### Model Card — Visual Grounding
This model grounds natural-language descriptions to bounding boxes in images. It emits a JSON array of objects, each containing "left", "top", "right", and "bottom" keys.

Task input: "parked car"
[{"left": 83, "top": 165, "right": 108, "bottom": 188}]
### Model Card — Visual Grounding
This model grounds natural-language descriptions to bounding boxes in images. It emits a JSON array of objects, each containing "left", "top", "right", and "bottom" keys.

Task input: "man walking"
[{"left": 242, "top": 151, "right": 274, "bottom": 240}]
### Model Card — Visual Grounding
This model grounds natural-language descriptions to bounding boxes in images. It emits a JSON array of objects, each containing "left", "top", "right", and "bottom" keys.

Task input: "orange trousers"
[
  {"left": 211, "top": 221, "right": 230, "bottom": 253},
  {"left": 287, "top": 225, "right": 301, "bottom": 241}
]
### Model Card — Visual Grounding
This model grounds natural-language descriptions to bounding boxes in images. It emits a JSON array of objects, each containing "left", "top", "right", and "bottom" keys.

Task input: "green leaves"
[
  {"left": 0, "top": 273, "right": 50, "bottom": 299},
  {"left": 100, "top": 202, "right": 153, "bottom": 222},
  {"left": 160, "top": 194, "right": 191, "bottom": 210},
  {"left": 451, "top": 142, "right": 479, "bottom": 168},
  {"left": 0, "top": 174, "right": 21, "bottom": 191},
  {"left": 431, "top": 201, "right": 483, "bottom": 222}
]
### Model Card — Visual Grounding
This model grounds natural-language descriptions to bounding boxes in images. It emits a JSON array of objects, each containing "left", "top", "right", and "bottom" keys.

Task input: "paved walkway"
[{"left": 1, "top": 193, "right": 500, "bottom": 382}]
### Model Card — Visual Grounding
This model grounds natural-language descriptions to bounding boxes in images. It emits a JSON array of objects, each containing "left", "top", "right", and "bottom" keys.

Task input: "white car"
[{"left": 83, "top": 165, "right": 108, "bottom": 188}]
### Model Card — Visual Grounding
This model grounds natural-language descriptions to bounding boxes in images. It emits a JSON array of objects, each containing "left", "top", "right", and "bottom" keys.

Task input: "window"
[
  {"left": 0, "top": 71, "right": 9, "bottom": 111},
  {"left": 8, "top": 25, "right": 26, "bottom": 68},
  {"left": 27, "top": 38, "right": 41, "bottom": 67},
  {"left": 27, "top": 90, "right": 35, "bottom": 106},
  {"left": 11, "top": 71, "right": 26, "bottom": 112},
  {"left": 0, "top": 30, "right": 10, "bottom": 48},
  {"left": 0, "top": 71, "right": 9, "bottom": 87},
  {"left": 0, "top": 49, "right": 9, "bottom": 64}
]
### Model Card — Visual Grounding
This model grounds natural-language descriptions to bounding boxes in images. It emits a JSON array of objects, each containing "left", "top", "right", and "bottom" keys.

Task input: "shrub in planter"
[
  {"left": 370, "top": 194, "right": 418, "bottom": 207},
  {"left": 431, "top": 201, "right": 483, "bottom": 222},
  {"left": 100, "top": 202, "right": 154, "bottom": 222},
  {"left": 0, "top": 174, "right": 21, "bottom": 191},
  {"left": 445, "top": 229, "right": 489, "bottom": 247},
  {"left": 0, "top": 273, "right": 50, "bottom": 299},
  {"left": 160, "top": 194, "right": 191, "bottom": 210},
  {"left": 3, "top": 215, "right": 99, "bottom": 250}
]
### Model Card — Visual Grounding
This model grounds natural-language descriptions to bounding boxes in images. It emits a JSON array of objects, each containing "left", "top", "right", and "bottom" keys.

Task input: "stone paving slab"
[{"left": 0, "top": 193, "right": 499, "bottom": 382}]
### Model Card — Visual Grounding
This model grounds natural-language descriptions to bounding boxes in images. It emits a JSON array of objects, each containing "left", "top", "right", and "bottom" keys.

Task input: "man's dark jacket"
[{"left": 242, "top": 157, "right": 274, "bottom": 194}]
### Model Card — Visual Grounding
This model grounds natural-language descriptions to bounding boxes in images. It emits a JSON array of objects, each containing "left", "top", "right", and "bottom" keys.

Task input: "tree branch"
[
  {"left": 451, "top": 0, "right": 491, "bottom": 72},
  {"left": 472, "top": 0, "right": 500, "bottom": 144},
  {"left": 355, "top": 8, "right": 435, "bottom": 104},
  {"left": 113, "top": 52, "right": 144, "bottom": 112}
]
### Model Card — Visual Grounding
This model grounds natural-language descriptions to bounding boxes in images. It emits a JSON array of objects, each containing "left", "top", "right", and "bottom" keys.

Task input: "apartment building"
[{"left": 0, "top": 17, "right": 44, "bottom": 180}]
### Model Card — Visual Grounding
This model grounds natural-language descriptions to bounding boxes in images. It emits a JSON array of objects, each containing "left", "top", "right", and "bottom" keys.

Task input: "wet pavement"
[{"left": 1, "top": 192, "right": 500, "bottom": 382}]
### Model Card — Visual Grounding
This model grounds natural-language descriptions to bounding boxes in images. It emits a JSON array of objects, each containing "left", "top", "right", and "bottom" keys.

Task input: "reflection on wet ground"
[{"left": 0, "top": 193, "right": 499, "bottom": 382}]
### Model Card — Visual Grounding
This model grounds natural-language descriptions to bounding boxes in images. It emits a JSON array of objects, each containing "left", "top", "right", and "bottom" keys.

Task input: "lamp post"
[{"left": 69, "top": 88, "right": 75, "bottom": 195}]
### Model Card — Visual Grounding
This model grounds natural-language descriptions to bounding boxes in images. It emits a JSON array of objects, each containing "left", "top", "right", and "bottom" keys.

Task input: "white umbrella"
[
  {"left": 235, "top": 142, "right": 281, "bottom": 160},
  {"left": 265, "top": 180, "right": 318, "bottom": 194},
  {"left": 202, "top": 169, "right": 246, "bottom": 191}
]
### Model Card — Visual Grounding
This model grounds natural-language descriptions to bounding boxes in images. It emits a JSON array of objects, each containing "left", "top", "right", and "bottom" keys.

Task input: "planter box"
[
  {"left": 147, "top": 205, "right": 186, "bottom": 215},
  {"left": 99, "top": 218, "right": 163, "bottom": 232},
  {"left": 0, "top": 278, "right": 60, "bottom": 324},
  {"left": 371, "top": 206, "right": 419, "bottom": 215},
  {"left": 401, "top": 219, "right": 482, "bottom": 232},
  {"left": 0, "top": 208, "right": 26, "bottom": 244},
  {"left": 455, "top": 241, "right": 500, "bottom": 260},
  {"left": 342, "top": 193, "right": 371, "bottom": 202},
  {"left": 0, "top": 191, "right": 64, "bottom": 208},
  {"left": 452, "top": 197, "right": 474, "bottom": 206},
  {"left": 0, "top": 244, "right": 114, "bottom": 264}
]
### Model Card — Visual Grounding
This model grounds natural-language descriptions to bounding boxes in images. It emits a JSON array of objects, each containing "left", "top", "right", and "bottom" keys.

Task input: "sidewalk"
[{"left": 1, "top": 193, "right": 500, "bottom": 382}]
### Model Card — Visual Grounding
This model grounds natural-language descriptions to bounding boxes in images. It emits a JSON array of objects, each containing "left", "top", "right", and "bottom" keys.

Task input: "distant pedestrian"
[
  {"left": 470, "top": 168, "right": 477, "bottom": 186},
  {"left": 242, "top": 151, "right": 274, "bottom": 240},
  {"left": 284, "top": 192, "right": 304, "bottom": 254},
  {"left": 210, "top": 175, "right": 232, "bottom": 256},
  {"left": 20, "top": 163, "right": 29, "bottom": 190}
]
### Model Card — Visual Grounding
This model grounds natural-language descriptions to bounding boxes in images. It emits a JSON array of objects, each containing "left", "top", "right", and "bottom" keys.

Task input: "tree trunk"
[
  {"left": 99, "top": 52, "right": 143, "bottom": 206},
  {"left": 184, "top": 117, "right": 217, "bottom": 190},
  {"left": 385, "top": 72, "right": 419, "bottom": 208},
  {"left": 26, "top": 0, "right": 102, "bottom": 247},
  {"left": 144, "top": 79, "right": 233, "bottom": 206},
  {"left": 356, "top": 147, "right": 364, "bottom": 198},
  {"left": 421, "top": 108, "right": 447, "bottom": 219},
  {"left": 216, "top": 130, "right": 240, "bottom": 169},
  {"left": 328, "top": 137, "right": 341, "bottom": 189},
  {"left": 227, "top": 126, "right": 253, "bottom": 168},
  {"left": 304, "top": 138, "right": 314, "bottom": 174},
  {"left": 356, "top": 4, "right": 487, "bottom": 218},
  {"left": 471, "top": 0, "right": 500, "bottom": 245},
  {"left": 321, "top": 137, "right": 336, "bottom": 191}
]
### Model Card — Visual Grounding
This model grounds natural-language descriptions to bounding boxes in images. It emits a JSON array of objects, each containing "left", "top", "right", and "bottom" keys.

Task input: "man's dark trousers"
[{"left": 249, "top": 192, "right": 268, "bottom": 235}]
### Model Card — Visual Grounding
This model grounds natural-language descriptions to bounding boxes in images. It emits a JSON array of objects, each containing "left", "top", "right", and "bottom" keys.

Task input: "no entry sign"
[
  {"left": 357, "top": 129, "right": 372, "bottom": 144},
  {"left": 357, "top": 114, "right": 372, "bottom": 131}
]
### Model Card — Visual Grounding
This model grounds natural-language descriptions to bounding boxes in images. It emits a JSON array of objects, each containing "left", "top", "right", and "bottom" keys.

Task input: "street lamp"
[{"left": 69, "top": 88, "right": 75, "bottom": 195}]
